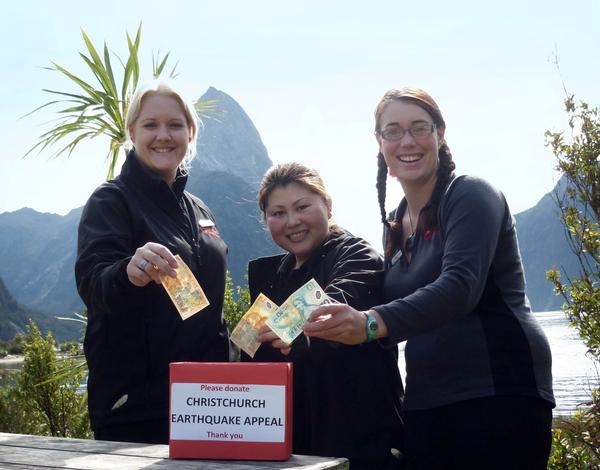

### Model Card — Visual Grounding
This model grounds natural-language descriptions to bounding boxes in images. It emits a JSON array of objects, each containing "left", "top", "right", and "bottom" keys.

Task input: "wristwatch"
[{"left": 364, "top": 311, "right": 378, "bottom": 343}]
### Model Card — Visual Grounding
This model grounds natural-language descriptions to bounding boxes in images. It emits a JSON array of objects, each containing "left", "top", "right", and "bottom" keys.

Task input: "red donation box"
[{"left": 169, "top": 362, "right": 293, "bottom": 460}]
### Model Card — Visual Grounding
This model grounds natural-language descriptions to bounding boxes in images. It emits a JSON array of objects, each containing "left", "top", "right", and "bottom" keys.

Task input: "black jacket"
[
  {"left": 246, "top": 231, "right": 404, "bottom": 469},
  {"left": 75, "top": 151, "right": 230, "bottom": 434}
]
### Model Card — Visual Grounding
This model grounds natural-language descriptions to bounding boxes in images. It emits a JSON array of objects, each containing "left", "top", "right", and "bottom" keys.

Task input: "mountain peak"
[{"left": 192, "top": 87, "right": 272, "bottom": 188}]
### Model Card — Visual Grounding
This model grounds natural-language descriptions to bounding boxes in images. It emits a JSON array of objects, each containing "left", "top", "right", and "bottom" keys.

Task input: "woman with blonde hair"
[{"left": 76, "top": 82, "right": 230, "bottom": 444}]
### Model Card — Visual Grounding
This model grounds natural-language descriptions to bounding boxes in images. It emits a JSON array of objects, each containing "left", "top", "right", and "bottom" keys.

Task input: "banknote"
[
  {"left": 230, "top": 293, "right": 278, "bottom": 358},
  {"left": 160, "top": 254, "right": 210, "bottom": 320},
  {"left": 266, "top": 278, "right": 335, "bottom": 344}
]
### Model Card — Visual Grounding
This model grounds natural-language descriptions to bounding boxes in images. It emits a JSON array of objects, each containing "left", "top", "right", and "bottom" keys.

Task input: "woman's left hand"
[{"left": 303, "top": 304, "right": 367, "bottom": 345}]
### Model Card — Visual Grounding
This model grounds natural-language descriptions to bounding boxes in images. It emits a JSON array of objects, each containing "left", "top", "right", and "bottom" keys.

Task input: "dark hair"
[
  {"left": 374, "top": 87, "right": 456, "bottom": 257},
  {"left": 258, "top": 162, "right": 343, "bottom": 234}
]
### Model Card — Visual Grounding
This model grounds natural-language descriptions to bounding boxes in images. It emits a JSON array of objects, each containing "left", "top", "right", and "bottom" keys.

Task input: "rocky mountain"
[
  {"left": 187, "top": 87, "right": 279, "bottom": 283},
  {"left": 0, "top": 277, "right": 83, "bottom": 342},
  {"left": 0, "top": 207, "right": 83, "bottom": 315},
  {"left": 193, "top": 86, "right": 272, "bottom": 188},
  {"left": 515, "top": 177, "right": 580, "bottom": 312}
]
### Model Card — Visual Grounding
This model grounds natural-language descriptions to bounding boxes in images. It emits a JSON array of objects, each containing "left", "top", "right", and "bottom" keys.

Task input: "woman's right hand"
[
  {"left": 257, "top": 324, "right": 292, "bottom": 356},
  {"left": 126, "top": 242, "right": 179, "bottom": 287}
]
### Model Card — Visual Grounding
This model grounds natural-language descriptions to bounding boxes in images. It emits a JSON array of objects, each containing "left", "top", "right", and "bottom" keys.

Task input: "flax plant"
[{"left": 24, "top": 24, "right": 214, "bottom": 180}]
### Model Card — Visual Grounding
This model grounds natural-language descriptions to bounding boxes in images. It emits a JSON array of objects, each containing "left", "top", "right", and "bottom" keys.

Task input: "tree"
[
  {"left": 546, "top": 95, "right": 600, "bottom": 466},
  {"left": 223, "top": 272, "right": 250, "bottom": 333},
  {"left": 222, "top": 273, "right": 250, "bottom": 361},
  {"left": 546, "top": 95, "right": 600, "bottom": 361},
  {"left": 0, "top": 321, "right": 90, "bottom": 438},
  {"left": 24, "top": 24, "right": 214, "bottom": 180}
]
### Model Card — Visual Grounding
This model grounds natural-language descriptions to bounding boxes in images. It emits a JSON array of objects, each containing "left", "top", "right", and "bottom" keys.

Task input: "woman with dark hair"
[
  {"left": 246, "top": 162, "right": 404, "bottom": 469},
  {"left": 303, "top": 88, "right": 555, "bottom": 469}
]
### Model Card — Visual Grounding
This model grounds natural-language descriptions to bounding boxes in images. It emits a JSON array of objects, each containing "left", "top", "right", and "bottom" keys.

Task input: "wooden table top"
[{"left": 0, "top": 432, "right": 348, "bottom": 469}]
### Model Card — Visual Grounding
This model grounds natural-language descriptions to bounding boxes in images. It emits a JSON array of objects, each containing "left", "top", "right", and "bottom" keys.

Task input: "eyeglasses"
[{"left": 379, "top": 123, "right": 436, "bottom": 141}]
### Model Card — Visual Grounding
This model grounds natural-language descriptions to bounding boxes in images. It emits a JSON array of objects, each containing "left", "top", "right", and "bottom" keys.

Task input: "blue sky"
[{"left": 2, "top": 0, "right": 599, "bottom": 247}]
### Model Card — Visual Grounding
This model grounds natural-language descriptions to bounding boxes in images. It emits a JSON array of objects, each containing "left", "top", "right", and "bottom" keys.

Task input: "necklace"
[{"left": 405, "top": 209, "right": 416, "bottom": 253}]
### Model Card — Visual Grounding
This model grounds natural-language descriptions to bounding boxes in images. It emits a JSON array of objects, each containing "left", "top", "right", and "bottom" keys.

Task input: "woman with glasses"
[
  {"left": 247, "top": 162, "right": 404, "bottom": 469},
  {"left": 303, "top": 88, "right": 555, "bottom": 469}
]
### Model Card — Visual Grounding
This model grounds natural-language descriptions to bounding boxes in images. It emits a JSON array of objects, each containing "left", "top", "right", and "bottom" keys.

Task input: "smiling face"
[
  {"left": 264, "top": 182, "right": 332, "bottom": 268},
  {"left": 128, "top": 93, "right": 192, "bottom": 184},
  {"left": 376, "top": 100, "right": 445, "bottom": 188}
]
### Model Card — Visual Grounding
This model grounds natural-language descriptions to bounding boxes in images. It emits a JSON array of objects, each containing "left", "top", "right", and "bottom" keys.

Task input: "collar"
[
  {"left": 119, "top": 149, "right": 188, "bottom": 199},
  {"left": 274, "top": 230, "right": 345, "bottom": 278},
  {"left": 390, "top": 176, "right": 456, "bottom": 224}
]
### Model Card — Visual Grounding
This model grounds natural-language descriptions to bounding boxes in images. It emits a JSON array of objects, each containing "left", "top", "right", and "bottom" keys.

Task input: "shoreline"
[{"left": 0, "top": 355, "right": 24, "bottom": 365}]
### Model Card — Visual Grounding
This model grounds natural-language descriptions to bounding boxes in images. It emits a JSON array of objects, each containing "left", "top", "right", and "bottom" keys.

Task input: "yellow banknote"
[
  {"left": 160, "top": 254, "right": 209, "bottom": 320},
  {"left": 230, "top": 293, "right": 278, "bottom": 357}
]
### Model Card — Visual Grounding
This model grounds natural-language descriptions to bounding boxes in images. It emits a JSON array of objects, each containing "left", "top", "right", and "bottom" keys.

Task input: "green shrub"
[
  {"left": 223, "top": 272, "right": 250, "bottom": 333},
  {"left": 546, "top": 94, "right": 600, "bottom": 468},
  {"left": 549, "top": 390, "right": 600, "bottom": 468},
  {"left": 59, "top": 341, "right": 80, "bottom": 353},
  {"left": 0, "top": 321, "right": 91, "bottom": 438},
  {"left": 6, "top": 334, "right": 25, "bottom": 355}
]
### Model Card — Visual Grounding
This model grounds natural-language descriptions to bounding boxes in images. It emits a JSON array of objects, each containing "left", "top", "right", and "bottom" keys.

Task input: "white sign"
[{"left": 170, "top": 383, "right": 286, "bottom": 442}]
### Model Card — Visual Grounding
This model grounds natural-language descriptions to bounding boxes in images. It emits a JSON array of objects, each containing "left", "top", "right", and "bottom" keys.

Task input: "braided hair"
[{"left": 374, "top": 88, "right": 456, "bottom": 258}]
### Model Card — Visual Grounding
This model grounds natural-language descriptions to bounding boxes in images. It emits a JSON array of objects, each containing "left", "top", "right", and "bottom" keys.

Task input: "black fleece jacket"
[
  {"left": 76, "top": 151, "right": 230, "bottom": 434},
  {"left": 245, "top": 231, "right": 404, "bottom": 469}
]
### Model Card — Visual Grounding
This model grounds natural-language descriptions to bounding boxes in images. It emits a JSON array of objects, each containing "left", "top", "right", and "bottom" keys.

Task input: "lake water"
[
  {"left": 538, "top": 310, "right": 598, "bottom": 415},
  {"left": 397, "top": 310, "right": 599, "bottom": 416}
]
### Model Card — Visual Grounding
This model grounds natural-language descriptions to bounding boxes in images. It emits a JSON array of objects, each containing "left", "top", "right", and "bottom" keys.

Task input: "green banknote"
[{"left": 266, "top": 278, "right": 335, "bottom": 344}]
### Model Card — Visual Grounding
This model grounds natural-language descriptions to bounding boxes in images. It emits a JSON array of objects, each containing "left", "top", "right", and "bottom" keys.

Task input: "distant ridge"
[
  {"left": 515, "top": 176, "right": 579, "bottom": 312},
  {"left": 0, "top": 206, "right": 83, "bottom": 315},
  {"left": 0, "top": 276, "right": 83, "bottom": 341}
]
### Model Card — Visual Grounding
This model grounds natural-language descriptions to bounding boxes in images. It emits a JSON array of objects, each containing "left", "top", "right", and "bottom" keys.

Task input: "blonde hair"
[
  {"left": 259, "top": 162, "right": 342, "bottom": 234},
  {"left": 125, "top": 81, "right": 199, "bottom": 173}
]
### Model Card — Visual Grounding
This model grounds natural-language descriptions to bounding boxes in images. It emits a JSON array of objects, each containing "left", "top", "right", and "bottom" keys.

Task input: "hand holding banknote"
[
  {"left": 127, "top": 241, "right": 178, "bottom": 287},
  {"left": 265, "top": 279, "right": 336, "bottom": 345},
  {"left": 257, "top": 325, "right": 293, "bottom": 356},
  {"left": 303, "top": 304, "right": 388, "bottom": 345},
  {"left": 160, "top": 255, "right": 210, "bottom": 320}
]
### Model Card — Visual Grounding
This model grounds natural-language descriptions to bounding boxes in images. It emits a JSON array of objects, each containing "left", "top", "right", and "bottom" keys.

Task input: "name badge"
[
  {"left": 198, "top": 219, "right": 220, "bottom": 237},
  {"left": 390, "top": 249, "right": 403, "bottom": 266}
]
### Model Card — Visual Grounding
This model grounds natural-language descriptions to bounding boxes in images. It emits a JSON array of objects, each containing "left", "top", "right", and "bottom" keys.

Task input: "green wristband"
[{"left": 364, "top": 311, "right": 378, "bottom": 342}]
